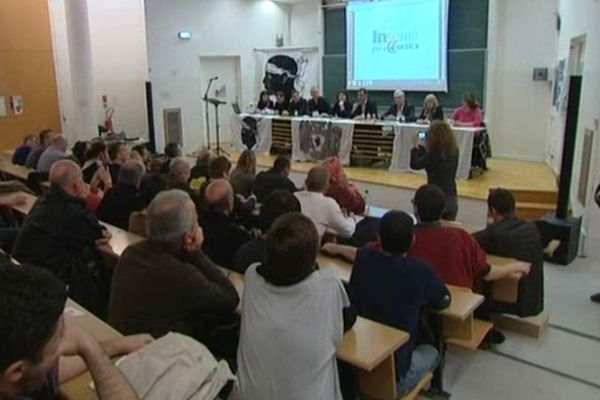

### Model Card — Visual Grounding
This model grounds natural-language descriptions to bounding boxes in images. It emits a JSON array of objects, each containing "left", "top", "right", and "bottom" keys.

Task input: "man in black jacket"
[
  {"left": 473, "top": 188, "right": 544, "bottom": 316},
  {"left": 307, "top": 87, "right": 331, "bottom": 116},
  {"left": 287, "top": 90, "right": 308, "bottom": 116},
  {"left": 382, "top": 89, "right": 416, "bottom": 122},
  {"left": 12, "top": 160, "right": 112, "bottom": 312},
  {"left": 252, "top": 156, "right": 298, "bottom": 202},
  {"left": 351, "top": 88, "right": 378, "bottom": 119}
]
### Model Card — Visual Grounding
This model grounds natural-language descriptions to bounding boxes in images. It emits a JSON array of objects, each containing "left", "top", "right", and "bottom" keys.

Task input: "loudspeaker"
[
  {"left": 145, "top": 81, "right": 156, "bottom": 153},
  {"left": 536, "top": 213, "right": 581, "bottom": 265}
]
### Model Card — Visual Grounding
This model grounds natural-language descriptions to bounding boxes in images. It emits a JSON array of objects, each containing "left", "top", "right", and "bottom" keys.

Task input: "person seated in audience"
[
  {"left": 274, "top": 90, "right": 289, "bottom": 116},
  {"left": 323, "top": 157, "right": 365, "bottom": 215},
  {"left": 190, "top": 147, "right": 213, "bottom": 188},
  {"left": 408, "top": 184, "right": 531, "bottom": 291},
  {"left": 323, "top": 211, "right": 451, "bottom": 396},
  {"left": 109, "top": 189, "right": 239, "bottom": 360},
  {"left": 107, "top": 142, "right": 131, "bottom": 183},
  {"left": 253, "top": 155, "right": 298, "bottom": 202},
  {"left": 233, "top": 189, "right": 301, "bottom": 273},
  {"left": 128, "top": 173, "right": 168, "bottom": 236},
  {"left": 285, "top": 89, "right": 308, "bottom": 116},
  {"left": 159, "top": 142, "right": 182, "bottom": 174},
  {"left": 12, "top": 160, "right": 112, "bottom": 312},
  {"left": 97, "top": 160, "right": 146, "bottom": 230},
  {"left": 82, "top": 140, "right": 110, "bottom": 183},
  {"left": 331, "top": 90, "right": 352, "bottom": 118},
  {"left": 451, "top": 93, "right": 483, "bottom": 127},
  {"left": 0, "top": 263, "right": 152, "bottom": 400},
  {"left": 167, "top": 157, "right": 192, "bottom": 191},
  {"left": 230, "top": 150, "right": 256, "bottom": 198},
  {"left": 256, "top": 90, "right": 274, "bottom": 112},
  {"left": 307, "top": 86, "right": 331, "bottom": 116},
  {"left": 233, "top": 213, "right": 354, "bottom": 400},
  {"left": 382, "top": 89, "right": 415, "bottom": 122},
  {"left": 473, "top": 188, "right": 544, "bottom": 317},
  {"left": 25, "top": 129, "right": 53, "bottom": 169},
  {"left": 351, "top": 88, "right": 378, "bottom": 119},
  {"left": 130, "top": 144, "right": 149, "bottom": 165},
  {"left": 12, "top": 134, "right": 36, "bottom": 165},
  {"left": 417, "top": 94, "right": 444, "bottom": 124},
  {"left": 37, "top": 134, "right": 68, "bottom": 173},
  {"left": 295, "top": 165, "right": 356, "bottom": 241},
  {"left": 71, "top": 140, "right": 89, "bottom": 166},
  {"left": 200, "top": 179, "right": 254, "bottom": 269},
  {"left": 410, "top": 120, "right": 460, "bottom": 220}
]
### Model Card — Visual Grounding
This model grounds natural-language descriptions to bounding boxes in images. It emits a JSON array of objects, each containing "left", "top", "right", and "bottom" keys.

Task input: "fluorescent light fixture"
[{"left": 178, "top": 31, "right": 192, "bottom": 40}]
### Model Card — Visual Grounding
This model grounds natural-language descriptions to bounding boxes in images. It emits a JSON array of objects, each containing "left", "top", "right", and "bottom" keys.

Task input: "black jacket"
[
  {"left": 308, "top": 97, "right": 332, "bottom": 115},
  {"left": 410, "top": 145, "right": 458, "bottom": 196},
  {"left": 275, "top": 100, "right": 289, "bottom": 116},
  {"left": 97, "top": 184, "right": 145, "bottom": 230},
  {"left": 332, "top": 101, "right": 353, "bottom": 118},
  {"left": 418, "top": 106, "right": 444, "bottom": 122},
  {"left": 201, "top": 211, "right": 253, "bottom": 268},
  {"left": 351, "top": 99, "right": 378, "bottom": 118},
  {"left": 474, "top": 217, "right": 544, "bottom": 317},
  {"left": 252, "top": 169, "right": 298, "bottom": 202},
  {"left": 288, "top": 98, "right": 309, "bottom": 116},
  {"left": 382, "top": 103, "right": 416, "bottom": 122}
]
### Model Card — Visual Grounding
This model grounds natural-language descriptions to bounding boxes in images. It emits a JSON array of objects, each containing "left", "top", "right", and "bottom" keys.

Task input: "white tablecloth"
[{"left": 291, "top": 117, "right": 354, "bottom": 165}]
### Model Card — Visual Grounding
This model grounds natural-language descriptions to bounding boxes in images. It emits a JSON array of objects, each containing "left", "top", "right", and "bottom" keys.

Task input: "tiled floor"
[{"left": 420, "top": 257, "right": 600, "bottom": 399}]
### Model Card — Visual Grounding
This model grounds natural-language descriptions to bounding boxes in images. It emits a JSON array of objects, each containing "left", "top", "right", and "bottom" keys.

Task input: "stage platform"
[{"left": 224, "top": 150, "right": 557, "bottom": 202}]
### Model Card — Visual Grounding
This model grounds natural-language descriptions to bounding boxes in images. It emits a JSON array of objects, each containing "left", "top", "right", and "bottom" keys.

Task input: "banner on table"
[
  {"left": 255, "top": 47, "right": 320, "bottom": 103},
  {"left": 230, "top": 114, "right": 273, "bottom": 154},
  {"left": 291, "top": 119, "right": 354, "bottom": 165}
]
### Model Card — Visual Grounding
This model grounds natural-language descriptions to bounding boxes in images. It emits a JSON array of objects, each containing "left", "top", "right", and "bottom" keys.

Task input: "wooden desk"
[{"left": 0, "top": 158, "right": 32, "bottom": 181}]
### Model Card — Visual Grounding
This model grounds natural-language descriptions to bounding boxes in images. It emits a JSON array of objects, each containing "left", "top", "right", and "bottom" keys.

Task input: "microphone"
[{"left": 209, "top": 76, "right": 219, "bottom": 81}]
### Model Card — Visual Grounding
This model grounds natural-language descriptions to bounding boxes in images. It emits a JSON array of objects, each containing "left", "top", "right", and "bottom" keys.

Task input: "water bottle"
[{"left": 364, "top": 189, "right": 370, "bottom": 215}]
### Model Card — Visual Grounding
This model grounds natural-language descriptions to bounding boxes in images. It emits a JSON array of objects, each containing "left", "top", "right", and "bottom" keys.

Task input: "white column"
[{"left": 64, "top": 0, "right": 97, "bottom": 141}]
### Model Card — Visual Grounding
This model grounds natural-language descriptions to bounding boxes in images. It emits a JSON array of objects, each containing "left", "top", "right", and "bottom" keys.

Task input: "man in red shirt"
[{"left": 408, "top": 185, "right": 530, "bottom": 291}]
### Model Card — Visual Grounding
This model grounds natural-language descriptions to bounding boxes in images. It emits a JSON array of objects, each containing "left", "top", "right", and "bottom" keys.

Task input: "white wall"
[
  {"left": 145, "top": 0, "right": 292, "bottom": 153},
  {"left": 485, "top": 0, "right": 557, "bottom": 162}
]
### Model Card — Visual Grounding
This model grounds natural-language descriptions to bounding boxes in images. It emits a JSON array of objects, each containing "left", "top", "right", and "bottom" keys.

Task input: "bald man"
[
  {"left": 37, "top": 133, "right": 69, "bottom": 172},
  {"left": 13, "top": 160, "right": 111, "bottom": 312},
  {"left": 201, "top": 179, "right": 254, "bottom": 268}
]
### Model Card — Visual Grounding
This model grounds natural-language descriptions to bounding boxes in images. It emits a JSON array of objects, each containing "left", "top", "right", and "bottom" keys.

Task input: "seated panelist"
[
  {"left": 285, "top": 90, "right": 308, "bottom": 116},
  {"left": 417, "top": 94, "right": 444, "bottom": 124},
  {"left": 256, "top": 90, "right": 274, "bottom": 112},
  {"left": 450, "top": 93, "right": 483, "bottom": 127},
  {"left": 351, "top": 88, "right": 378, "bottom": 119},
  {"left": 382, "top": 89, "right": 415, "bottom": 122},
  {"left": 274, "top": 91, "right": 289, "bottom": 116},
  {"left": 331, "top": 91, "right": 352, "bottom": 119},
  {"left": 307, "top": 87, "right": 331, "bottom": 116}
]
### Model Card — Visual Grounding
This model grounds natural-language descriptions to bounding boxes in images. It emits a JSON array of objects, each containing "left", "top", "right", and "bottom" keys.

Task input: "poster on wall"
[
  {"left": 10, "top": 95, "right": 24, "bottom": 115},
  {"left": 255, "top": 47, "right": 320, "bottom": 105},
  {"left": 552, "top": 58, "right": 566, "bottom": 113}
]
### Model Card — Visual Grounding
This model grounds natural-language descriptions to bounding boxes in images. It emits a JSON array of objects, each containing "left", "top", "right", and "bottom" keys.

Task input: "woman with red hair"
[{"left": 322, "top": 157, "right": 366, "bottom": 215}]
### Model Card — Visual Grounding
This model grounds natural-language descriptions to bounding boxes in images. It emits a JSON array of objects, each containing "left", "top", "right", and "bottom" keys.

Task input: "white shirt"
[
  {"left": 233, "top": 264, "right": 349, "bottom": 400},
  {"left": 294, "top": 191, "right": 356, "bottom": 239}
]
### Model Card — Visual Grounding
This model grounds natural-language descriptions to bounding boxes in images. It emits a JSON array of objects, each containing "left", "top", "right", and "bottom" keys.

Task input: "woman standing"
[
  {"left": 230, "top": 150, "right": 257, "bottom": 198},
  {"left": 410, "top": 121, "right": 459, "bottom": 220},
  {"left": 417, "top": 94, "right": 444, "bottom": 124}
]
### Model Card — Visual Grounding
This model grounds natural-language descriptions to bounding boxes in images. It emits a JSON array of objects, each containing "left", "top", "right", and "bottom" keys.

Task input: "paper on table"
[{"left": 64, "top": 306, "right": 86, "bottom": 317}]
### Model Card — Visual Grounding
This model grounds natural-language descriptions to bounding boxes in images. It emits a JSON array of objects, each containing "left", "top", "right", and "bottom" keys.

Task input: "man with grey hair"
[
  {"left": 295, "top": 165, "right": 356, "bottom": 241},
  {"left": 97, "top": 159, "right": 146, "bottom": 229},
  {"left": 36, "top": 133, "right": 69, "bottom": 172},
  {"left": 307, "top": 86, "right": 331, "bottom": 116},
  {"left": 109, "top": 189, "right": 240, "bottom": 359},
  {"left": 382, "top": 89, "right": 415, "bottom": 122},
  {"left": 13, "top": 159, "right": 111, "bottom": 312},
  {"left": 168, "top": 157, "right": 192, "bottom": 190}
]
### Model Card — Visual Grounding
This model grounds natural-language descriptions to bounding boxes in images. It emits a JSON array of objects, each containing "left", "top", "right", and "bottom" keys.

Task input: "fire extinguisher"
[{"left": 102, "top": 95, "right": 115, "bottom": 132}]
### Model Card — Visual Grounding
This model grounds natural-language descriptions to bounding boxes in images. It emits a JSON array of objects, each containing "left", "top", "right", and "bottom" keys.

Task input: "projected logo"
[{"left": 372, "top": 30, "right": 420, "bottom": 53}]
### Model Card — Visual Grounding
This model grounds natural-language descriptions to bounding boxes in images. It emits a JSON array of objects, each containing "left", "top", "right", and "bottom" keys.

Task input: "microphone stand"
[{"left": 202, "top": 77, "right": 217, "bottom": 149}]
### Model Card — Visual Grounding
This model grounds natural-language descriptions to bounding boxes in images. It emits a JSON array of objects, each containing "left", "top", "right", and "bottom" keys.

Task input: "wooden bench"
[
  {"left": 399, "top": 372, "right": 433, "bottom": 400},
  {"left": 492, "top": 311, "right": 549, "bottom": 339}
]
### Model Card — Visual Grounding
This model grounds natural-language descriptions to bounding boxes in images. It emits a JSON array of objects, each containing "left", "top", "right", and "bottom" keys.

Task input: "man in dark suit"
[
  {"left": 351, "top": 88, "right": 378, "bottom": 119},
  {"left": 307, "top": 87, "right": 331, "bottom": 116},
  {"left": 287, "top": 90, "right": 308, "bottom": 116},
  {"left": 473, "top": 188, "right": 544, "bottom": 317},
  {"left": 382, "top": 89, "right": 416, "bottom": 122},
  {"left": 253, "top": 156, "right": 298, "bottom": 202},
  {"left": 274, "top": 91, "right": 289, "bottom": 116}
]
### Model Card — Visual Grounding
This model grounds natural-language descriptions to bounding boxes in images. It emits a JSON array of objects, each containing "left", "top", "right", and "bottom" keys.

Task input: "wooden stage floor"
[{"left": 225, "top": 150, "right": 557, "bottom": 202}]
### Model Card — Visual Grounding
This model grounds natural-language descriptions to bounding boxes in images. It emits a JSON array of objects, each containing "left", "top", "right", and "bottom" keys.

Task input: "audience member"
[
  {"left": 382, "top": 90, "right": 415, "bottom": 122},
  {"left": 307, "top": 87, "right": 331, "bottom": 116},
  {"left": 253, "top": 156, "right": 297, "bottom": 202},
  {"left": 323, "top": 157, "right": 365, "bottom": 215},
  {"left": 474, "top": 188, "right": 544, "bottom": 317},
  {"left": 331, "top": 91, "right": 352, "bottom": 119},
  {"left": 37, "top": 134, "right": 68, "bottom": 173},
  {"left": 410, "top": 120, "right": 459, "bottom": 220},
  {"left": 12, "top": 160, "right": 112, "bottom": 312},
  {"left": 109, "top": 189, "right": 239, "bottom": 360},
  {"left": 286, "top": 90, "right": 308, "bottom": 116},
  {"left": 233, "top": 189, "right": 301, "bottom": 273},
  {"left": 408, "top": 185, "right": 531, "bottom": 290},
  {"left": 167, "top": 157, "right": 192, "bottom": 191},
  {"left": 201, "top": 179, "right": 253, "bottom": 268},
  {"left": 130, "top": 144, "right": 149, "bottom": 165},
  {"left": 107, "top": 142, "right": 131, "bottom": 183},
  {"left": 97, "top": 160, "right": 146, "bottom": 230},
  {"left": 233, "top": 213, "right": 353, "bottom": 400},
  {"left": 190, "top": 147, "right": 213, "bottom": 185},
  {"left": 71, "top": 140, "right": 89, "bottom": 166},
  {"left": 351, "top": 88, "right": 378, "bottom": 119},
  {"left": 12, "top": 134, "right": 36, "bottom": 165},
  {"left": 25, "top": 129, "right": 53, "bottom": 169},
  {"left": 82, "top": 140, "right": 110, "bottom": 184},
  {"left": 451, "top": 93, "right": 483, "bottom": 127},
  {"left": 417, "top": 94, "right": 444, "bottom": 123},
  {"left": 323, "top": 210, "right": 450, "bottom": 395},
  {"left": 159, "top": 142, "right": 182, "bottom": 174},
  {"left": 0, "top": 263, "right": 151, "bottom": 400},
  {"left": 230, "top": 150, "right": 256, "bottom": 198},
  {"left": 128, "top": 173, "right": 168, "bottom": 236},
  {"left": 295, "top": 166, "right": 356, "bottom": 241}
]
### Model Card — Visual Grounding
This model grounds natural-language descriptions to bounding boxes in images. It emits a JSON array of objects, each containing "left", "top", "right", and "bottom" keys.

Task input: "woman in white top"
[{"left": 232, "top": 213, "right": 354, "bottom": 400}]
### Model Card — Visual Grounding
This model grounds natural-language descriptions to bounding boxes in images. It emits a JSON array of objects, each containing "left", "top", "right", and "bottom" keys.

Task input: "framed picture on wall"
[{"left": 577, "top": 128, "right": 595, "bottom": 206}]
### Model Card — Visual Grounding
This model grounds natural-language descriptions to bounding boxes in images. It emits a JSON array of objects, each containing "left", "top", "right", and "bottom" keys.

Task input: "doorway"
[{"left": 199, "top": 55, "right": 242, "bottom": 148}]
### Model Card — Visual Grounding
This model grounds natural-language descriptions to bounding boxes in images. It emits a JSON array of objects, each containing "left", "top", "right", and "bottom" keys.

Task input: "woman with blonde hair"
[
  {"left": 410, "top": 120, "right": 459, "bottom": 220},
  {"left": 230, "top": 150, "right": 257, "bottom": 198},
  {"left": 417, "top": 94, "right": 444, "bottom": 123}
]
